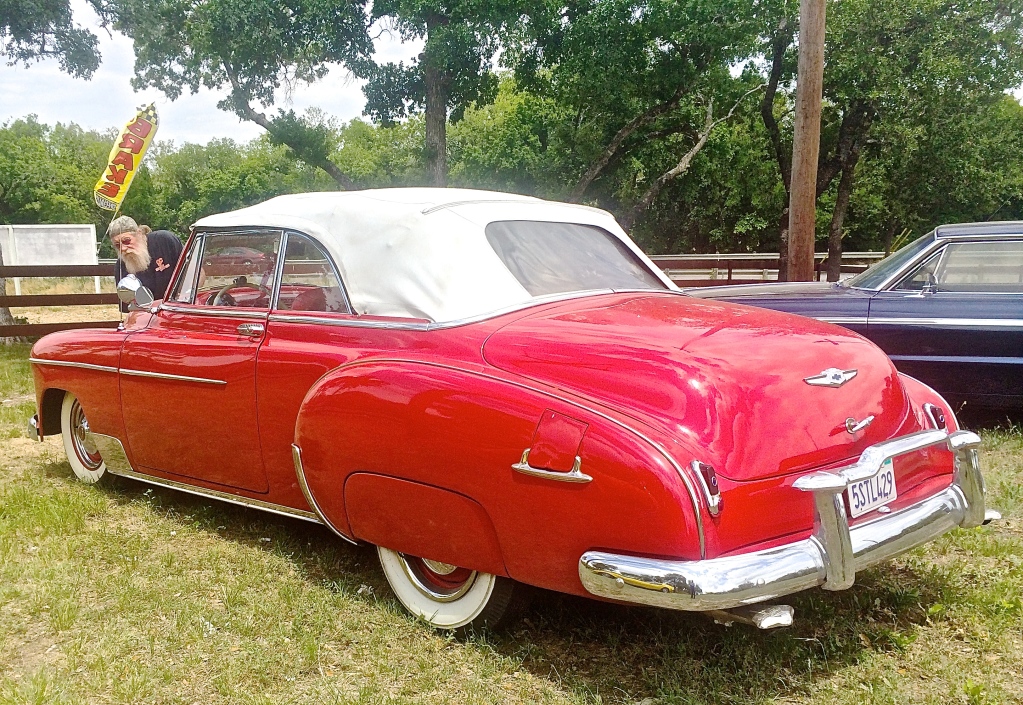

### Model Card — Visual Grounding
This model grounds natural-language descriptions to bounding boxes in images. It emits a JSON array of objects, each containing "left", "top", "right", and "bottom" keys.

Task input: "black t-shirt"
[{"left": 115, "top": 230, "right": 183, "bottom": 311}]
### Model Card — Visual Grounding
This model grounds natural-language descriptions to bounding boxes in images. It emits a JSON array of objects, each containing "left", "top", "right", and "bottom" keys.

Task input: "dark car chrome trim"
[
  {"left": 891, "top": 354, "right": 1023, "bottom": 365},
  {"left": 86, "top": 432, "right": 322, "bottom": 523},
  {"left": 579, "top": 428, "right": 986, "bottom": 611},
  {"left": 291, "top": 444, "right": 358, "bottom": 545},
  {"left": 330, "top": 357, "right": 707, "bottom": 557},
  {"left": 869, "top": 317, "right": 1023, "bottom": 328},
  {"left": 816, "top": 316, "right": 869, "bottom": 325},
  {"left": 29, "top": 357, "right": 118, "bottom": 374},
  {"left": 160, "top": 303, "right": 268, "bottom": 320},
  {"left": 119, "top": 368, "right": 227, "bottom": 385}
]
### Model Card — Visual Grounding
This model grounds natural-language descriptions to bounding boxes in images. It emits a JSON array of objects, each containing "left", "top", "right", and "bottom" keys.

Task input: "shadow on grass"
[{"left": 57, "top": 465, "right": 967, "bottom": 704}]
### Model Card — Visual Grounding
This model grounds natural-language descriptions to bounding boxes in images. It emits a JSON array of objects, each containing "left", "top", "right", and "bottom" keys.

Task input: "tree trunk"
[
  {"left": 423, "top": 16, "right": 449, "bottom": 187},
  {"left": 826, "top": 158, "right": 858, "bottom": 281},
  {"left": 761, "top": 16, "right": 793, "bottom": 194},
  {"left": 776, "top": 208, "right": 790, "bottom": 282}
]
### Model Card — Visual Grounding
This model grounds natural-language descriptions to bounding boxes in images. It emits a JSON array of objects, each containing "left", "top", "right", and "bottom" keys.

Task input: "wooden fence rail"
[
  {"left": 1, "top": 252, "right": 887, "bottom": 337},
  {"left": 0, "top": 263, "right": 120, "bottom": 338}
]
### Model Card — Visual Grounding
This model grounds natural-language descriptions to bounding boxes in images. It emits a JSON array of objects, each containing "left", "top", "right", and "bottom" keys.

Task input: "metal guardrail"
[
  {"left": 650, "top": 252, "right": 884, "bottom": 286},
  {"left": 0, "top": 263, "right": 119, "bottom": 338}
]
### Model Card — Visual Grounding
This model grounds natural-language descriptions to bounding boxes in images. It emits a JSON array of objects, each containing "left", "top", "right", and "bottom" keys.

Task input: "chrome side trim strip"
[
  {"left": 291, "top": 444, "right": 358, "bottom": 545},
  {"left": 119, "top": 368, "right": 227, "bottom": 385},
  {"left": 329, "top": 358, "right": 707, "bottom": 557},
  {"left": 816, "top": 317, "right": 869, "bottom": 325},
  {"left": 269, "top": 289, "right": 686, "bottom": 332},
  {"left": 269, "top": 314, "right": 431, "bottom": 331},
  {"left": 87, "top": 432, "right": 321, "bottom": 523},
  {"left": 160, "top": 303, "right": 268, "bottom": 320},
  {"left": 29, "top": 357, "right": 118, "bottom": 374},
  {"left": 869, "top": 317, "right": 1023, "bottom": 328},
  {"left": 890, "top": 354, "right": 1023, "bottom": 364}
]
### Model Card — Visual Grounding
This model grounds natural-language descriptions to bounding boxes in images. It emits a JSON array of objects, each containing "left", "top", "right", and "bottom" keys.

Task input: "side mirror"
[{"left": 116, "top": 275, "right": 155, "bottom": 310}]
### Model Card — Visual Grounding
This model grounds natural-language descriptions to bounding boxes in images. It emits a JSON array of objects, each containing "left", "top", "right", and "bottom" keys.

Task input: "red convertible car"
[{"left": 28, "top": 189, "right": 993, "bottom": 631}]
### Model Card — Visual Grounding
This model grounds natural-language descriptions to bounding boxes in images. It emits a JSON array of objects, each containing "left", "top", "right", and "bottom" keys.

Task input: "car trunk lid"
[{"left": 484, "top": 293, "right": 910, "bottom": 482}]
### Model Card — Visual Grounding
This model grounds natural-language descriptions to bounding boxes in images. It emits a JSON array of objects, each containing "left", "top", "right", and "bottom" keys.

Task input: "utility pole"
[{"left": 787, "top": 0, "right": 826, "bottom": 281}]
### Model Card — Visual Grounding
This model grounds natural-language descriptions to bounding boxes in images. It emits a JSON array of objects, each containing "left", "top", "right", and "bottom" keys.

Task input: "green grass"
[{"left": 1, "top": 343, "right": 1021, "bottom": 704}]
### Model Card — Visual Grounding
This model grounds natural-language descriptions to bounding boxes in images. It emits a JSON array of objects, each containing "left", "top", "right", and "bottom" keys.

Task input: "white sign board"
[
  {"left": 3, "top": 224, "right": 98, "bottom": 266},
  {"left": 2, "top": 224, "right": 101, "bottom": 295}
]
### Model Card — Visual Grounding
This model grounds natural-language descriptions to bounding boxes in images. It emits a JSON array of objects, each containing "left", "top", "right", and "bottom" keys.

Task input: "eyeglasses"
[{"left": 111, "top": 234, "right": 134, "bottom": 248}]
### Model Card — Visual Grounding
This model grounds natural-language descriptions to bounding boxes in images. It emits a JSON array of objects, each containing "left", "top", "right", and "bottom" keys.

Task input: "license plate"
[{"left": 846, "top": 458, "right": 898, "bottom": 518}]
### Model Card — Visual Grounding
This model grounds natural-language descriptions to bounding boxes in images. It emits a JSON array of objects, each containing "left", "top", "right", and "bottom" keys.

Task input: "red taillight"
[{"left": 694, "top": 461, "right": 722, "bottom": 516}]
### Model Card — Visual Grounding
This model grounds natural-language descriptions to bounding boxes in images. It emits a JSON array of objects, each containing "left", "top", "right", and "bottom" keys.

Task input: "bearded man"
[{"left": 107, "top": 216, "right": 183, "bottom": 311}]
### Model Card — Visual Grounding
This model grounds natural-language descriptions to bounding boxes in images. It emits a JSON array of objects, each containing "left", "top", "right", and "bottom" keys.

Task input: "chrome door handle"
[
  {"left": 237, "top": 322, "right": 265, "bottom": 337},
  {"left": 512, "top": 449, "right": 592, "bottom": 483}
]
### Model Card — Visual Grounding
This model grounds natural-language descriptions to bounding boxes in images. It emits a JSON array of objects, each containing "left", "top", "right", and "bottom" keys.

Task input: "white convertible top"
[{"left": 193, "top": 188, "right": 675, "bottom": 322}]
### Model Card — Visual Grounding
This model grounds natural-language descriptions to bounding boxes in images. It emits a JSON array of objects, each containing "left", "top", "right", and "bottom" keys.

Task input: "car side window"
[
  {"left": 167, "top": 234, "right": 202, "bottom": 304},
  {"left": 275, "top": 232, "right": 350, "bottom": 313},
  {"left": 894, "top": 250, "right": 944, "bottom": 292},
  {"left": 195, "top": 231, "right": 282, "bottom": 308},
  {"left": 935, "top": 241, "right": 1023, "bottom": 293}
]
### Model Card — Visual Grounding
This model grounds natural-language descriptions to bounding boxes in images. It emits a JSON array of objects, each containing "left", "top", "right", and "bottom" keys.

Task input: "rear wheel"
[
  {"left": 60, "top": 393, "right": 107, "bottom": 484},
  {"left": 377, "top": 547, "right": 521, "bottom": 630}
]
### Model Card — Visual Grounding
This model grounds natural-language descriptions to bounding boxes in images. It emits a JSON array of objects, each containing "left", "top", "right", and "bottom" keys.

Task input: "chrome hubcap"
[
  {"left": 398, "top": 554, "right": 478, "bottom": 602},
  {"left": 70, "top": 400, "right": 102, "bottom": 471}
]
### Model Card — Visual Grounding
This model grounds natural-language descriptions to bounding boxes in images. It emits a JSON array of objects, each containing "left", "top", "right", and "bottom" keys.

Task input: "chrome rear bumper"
[{"left": 579, "top": 429, "right": 986, "bottom": 612}]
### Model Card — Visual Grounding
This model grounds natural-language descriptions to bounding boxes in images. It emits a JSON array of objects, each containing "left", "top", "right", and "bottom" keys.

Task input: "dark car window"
[
  {"left": 847, "top": 233, "right": 934, "bottom": 290},
  {"left": 276, "top": 233, "right": 350, "bottom": 313},
  {"left": 893, "top": 250, "right": 944, "bottom": 291},
  {"left": 936, "top": 241, "right": 1023, "bottom": 292},
  {"left": 194, "top": 232, "right": 282, "bottom": 308},
  {"left": 485, "top": 221, "right": 667, "bottom": 297}
]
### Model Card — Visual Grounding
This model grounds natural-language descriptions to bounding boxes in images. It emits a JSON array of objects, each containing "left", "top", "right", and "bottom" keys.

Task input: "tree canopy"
[{"left": 1, "top": 0, "right": 102, "bottom": 77}]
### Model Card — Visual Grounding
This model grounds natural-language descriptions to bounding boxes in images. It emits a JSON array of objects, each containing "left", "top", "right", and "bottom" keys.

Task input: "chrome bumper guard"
[{"left": 579, "top": 429, "right": 985, "bottom": 612}]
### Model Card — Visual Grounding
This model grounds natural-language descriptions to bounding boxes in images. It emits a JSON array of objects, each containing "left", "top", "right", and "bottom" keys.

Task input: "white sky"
[{"left": 0, "top": 0, "right": 421, "bottom": 146}]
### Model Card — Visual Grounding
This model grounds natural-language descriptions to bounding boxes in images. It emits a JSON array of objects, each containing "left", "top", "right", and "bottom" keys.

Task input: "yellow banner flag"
[{"left": 93, "top": 103, "right": 159, "bottom": 212}]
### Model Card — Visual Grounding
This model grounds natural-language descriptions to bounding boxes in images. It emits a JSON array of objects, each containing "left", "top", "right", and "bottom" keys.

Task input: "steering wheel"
[{"left": 211, "top": 282, "right": 272, "bottom": 307}]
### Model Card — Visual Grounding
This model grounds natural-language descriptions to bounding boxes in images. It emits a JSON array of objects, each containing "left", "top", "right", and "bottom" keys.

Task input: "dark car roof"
[{"left": 935, "top": 221, "right": 1023, "bottom": 239}]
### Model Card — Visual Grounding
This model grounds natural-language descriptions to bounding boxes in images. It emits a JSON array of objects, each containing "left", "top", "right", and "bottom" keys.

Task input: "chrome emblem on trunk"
[{"left": 804, "top": 367, "right": 858, "bottom": 388}]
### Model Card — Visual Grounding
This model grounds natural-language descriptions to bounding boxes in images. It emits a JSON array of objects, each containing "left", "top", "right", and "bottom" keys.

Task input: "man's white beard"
[{"left": 122, "top": 247, "right": 151, "bottom": 274}]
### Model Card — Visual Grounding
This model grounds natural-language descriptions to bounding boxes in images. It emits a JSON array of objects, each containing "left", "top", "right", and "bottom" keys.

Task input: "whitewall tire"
[
  {"left": 60, "top": 393, "right": 107, "bottom": 484},
  {"left": 377, "top": 546, "right": 519, "bottom": 630}
]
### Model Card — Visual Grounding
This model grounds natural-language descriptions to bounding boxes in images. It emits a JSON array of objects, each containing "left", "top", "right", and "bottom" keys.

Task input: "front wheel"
[
  {"left": 377, "top": 547, "right": 521, "bottom": 630},
  {"left": 60, "top": 393, "right": 107, "bottom": 484}
]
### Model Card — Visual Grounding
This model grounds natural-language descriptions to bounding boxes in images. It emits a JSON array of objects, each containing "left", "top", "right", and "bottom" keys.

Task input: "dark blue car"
[{"left": 689, "top": 221, "right": 1023, "bottom": 409}]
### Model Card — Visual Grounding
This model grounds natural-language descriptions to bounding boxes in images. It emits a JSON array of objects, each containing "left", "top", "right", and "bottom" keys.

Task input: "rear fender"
[{"left": 294, "top": 359, "right": 700, "bottom": 596}]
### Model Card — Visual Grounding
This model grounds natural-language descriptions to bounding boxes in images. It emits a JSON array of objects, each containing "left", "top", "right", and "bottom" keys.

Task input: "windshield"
[
  {"left": 846, "top": 233, "right": 936, "bottom": 290},
  {"left": 486, "top": 220, "right": 668, "bottom": 296}
]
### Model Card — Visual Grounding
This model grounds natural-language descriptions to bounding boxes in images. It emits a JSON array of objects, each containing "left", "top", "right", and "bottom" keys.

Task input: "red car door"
[{"left": 120, "top": 230, "right": 282, "bottom": 493}]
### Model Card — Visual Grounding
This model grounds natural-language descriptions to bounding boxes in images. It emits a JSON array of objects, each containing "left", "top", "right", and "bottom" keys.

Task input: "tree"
[
  {"left": 510, "top": 0, "right": 764, "bottom": 228},
  {"left": 363, "top": 0, "right": 528, "bottom": 186},
  {"left": 1, "top": 0, "right": 102, "bottom": 77},
  {"left": 104, "top": 0, "right": 373, "bottom": 188},
  {"left": 760, "top": 0, "right": 1023, "bottom": 280}
]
